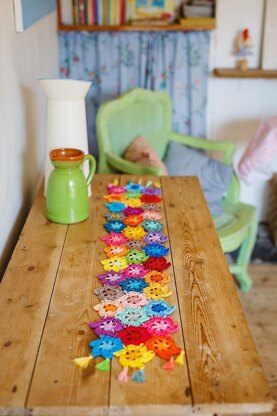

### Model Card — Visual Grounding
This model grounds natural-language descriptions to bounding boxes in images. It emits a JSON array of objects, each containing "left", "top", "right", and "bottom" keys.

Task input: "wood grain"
[
  {"left": 161, "top": 176, "right": 273, "bottom": 414},
  {"left": 27, "top": 175, "right": 117, "bottom": 415},
  {"left": 108, "top": 175, "right": 192, "bottom": 415},
  {"left": 0, "top": 187, "right": 68, "bottom": 415},
  {"left": 214, "top": 68, "right": 277, "bottom": 78}
]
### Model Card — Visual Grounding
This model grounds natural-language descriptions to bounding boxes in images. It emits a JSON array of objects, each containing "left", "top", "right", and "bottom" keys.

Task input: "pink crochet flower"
[
  {"left": 118, "top": 291, "right": 149, "bottom": 309},
  {"left": 122, "top": 264, "right": 149, "bottom": 279},
  {"left": 101, "top": 232, "right": 129, "bottom": 246},
  {"left": 93, "top": 300, "right": 123, "bottom": 317},
  {"left": 142, "top": 316, "right": 178, "bottom": 336},
  {"left": 142, "top": 211, "right": 163, "bottom": 221},
  {"left": 107, "top": 184, "right": 126, "bottom": 194}
]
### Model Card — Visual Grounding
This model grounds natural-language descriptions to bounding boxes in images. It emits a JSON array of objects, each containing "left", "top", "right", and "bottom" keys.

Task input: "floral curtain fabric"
[{"left": 59, "top": 31, "right": 210, "bottom": 157}]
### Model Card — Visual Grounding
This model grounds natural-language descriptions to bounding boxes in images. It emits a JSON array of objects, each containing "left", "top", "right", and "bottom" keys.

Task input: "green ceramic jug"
[{"left": 46, "top": 148, "right": 96, "bottom": 224}]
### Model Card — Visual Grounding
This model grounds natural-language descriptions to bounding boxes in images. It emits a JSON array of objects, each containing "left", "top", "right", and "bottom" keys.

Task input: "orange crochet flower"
[
  {"left": 123, "top": 215, "right": 144, "bottom": 227},
  {"left": 104, "top": 245, "right": 129, "bottom": 258},
  {"left": 103, "top": 193, "right": 127, "bottom": 203},
  {"left": 144, "top": 271, "right": 170, "bottom": 285},
  {"left": 145, "top": 336, "right": 181, "bottom": 360}
]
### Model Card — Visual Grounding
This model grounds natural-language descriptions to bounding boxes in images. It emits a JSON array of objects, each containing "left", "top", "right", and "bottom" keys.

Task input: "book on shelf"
[{"left": 59, "top": 0, "right": 129, "bottom": 26}]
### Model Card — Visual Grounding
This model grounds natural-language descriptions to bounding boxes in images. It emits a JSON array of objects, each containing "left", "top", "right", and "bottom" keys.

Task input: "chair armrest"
[
  {"left": 169, "top": 132, "right": 236, "bottom": 165},
  {"left": 106, "top": 152, "right": 163, "bottom": 176}
]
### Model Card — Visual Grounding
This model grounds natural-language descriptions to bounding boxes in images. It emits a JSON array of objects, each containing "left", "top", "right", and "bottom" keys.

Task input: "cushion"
[
  {"left": 164, "top": 141, "right": 233, "bottom": 216},
  {"left": 123, "top": 136, "right": 168, "bottom": 175}
]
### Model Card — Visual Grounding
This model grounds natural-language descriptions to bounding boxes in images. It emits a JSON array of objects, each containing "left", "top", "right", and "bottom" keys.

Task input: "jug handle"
[{"left": 83, "top": 154, "right": 96, "bottom": 187}]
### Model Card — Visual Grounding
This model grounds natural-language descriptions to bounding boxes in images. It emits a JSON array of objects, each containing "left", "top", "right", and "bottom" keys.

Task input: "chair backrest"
[{"left": 96, "top": 88, "right": 172, "bottom": 173}]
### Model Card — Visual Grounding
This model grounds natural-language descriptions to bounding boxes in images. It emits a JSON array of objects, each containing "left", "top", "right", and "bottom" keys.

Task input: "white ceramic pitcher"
[{"left": 39, "top": 78, "right": 92, "bottom": 196}]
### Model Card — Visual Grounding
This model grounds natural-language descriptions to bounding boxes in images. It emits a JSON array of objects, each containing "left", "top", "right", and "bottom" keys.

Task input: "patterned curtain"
[{"left": 59, "top": 31, "right": 210, "bottom": 158}]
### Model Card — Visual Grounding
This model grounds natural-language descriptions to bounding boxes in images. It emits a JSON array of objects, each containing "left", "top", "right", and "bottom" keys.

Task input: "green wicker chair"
[{"left": 96, "top": 88, "right": 257, "bottom": 291}]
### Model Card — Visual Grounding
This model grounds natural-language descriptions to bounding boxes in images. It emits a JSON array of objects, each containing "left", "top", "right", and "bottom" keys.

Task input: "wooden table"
[{"left": 0, "top": 174, "right": 273, "bottom": 416}]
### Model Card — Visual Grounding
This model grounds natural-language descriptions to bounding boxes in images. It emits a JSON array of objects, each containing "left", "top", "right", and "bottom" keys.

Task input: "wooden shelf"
[
  {"left": 214, "top": 68, "right": 277, "bottom": 79},
  {"left": 58, "top": 19, "right": 216, "bottom": 32}
]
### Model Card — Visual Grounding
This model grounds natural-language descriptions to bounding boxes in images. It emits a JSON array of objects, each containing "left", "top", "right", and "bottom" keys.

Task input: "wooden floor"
[{"left": 239, "top": 263, "right": 277, "bottom": 415}]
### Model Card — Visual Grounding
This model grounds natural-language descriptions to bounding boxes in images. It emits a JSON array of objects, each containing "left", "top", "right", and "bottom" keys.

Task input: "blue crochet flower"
[
  {"left": 144, "top": 244, "right": 170, "bottom": 257},
  {"left": 116, "top": 307, "right": 150, "bottom": 327},
  {"left": 104, "top": 220, "right": 126, "bottom": 233},
  {"left": 143, "top": 300, "right": 175, "bottom": 317},
  {"left": 120, "top": 278, "right": 148, "bottom": 293},
  {"left": 125, "top": 181, "right": 143, "bottom": 192},
  {"left": 89, "top": 335, "right": 124, "bottom": 359},
  {"left": 141, "top": 220, "right": 164, "bottom": 232},
  {"left": 105, "top": 202, "right": 126, "bottom": 213}
]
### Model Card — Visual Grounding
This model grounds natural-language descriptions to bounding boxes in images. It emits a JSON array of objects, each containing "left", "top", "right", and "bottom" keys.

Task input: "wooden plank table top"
[{"left": 0, "top": 174, "right": 273, "bottom": 416}]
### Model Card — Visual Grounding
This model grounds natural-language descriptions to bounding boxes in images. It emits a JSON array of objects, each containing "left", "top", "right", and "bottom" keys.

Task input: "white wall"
[
  {"left": 0, "top": 1, "right": 58, "bottom": 277},
  {"left": 208, "top": 0, "right": 277, "bottom": 221}
]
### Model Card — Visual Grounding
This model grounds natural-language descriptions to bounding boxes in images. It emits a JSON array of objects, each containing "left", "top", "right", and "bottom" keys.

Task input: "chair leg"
[{"left": 231, "top": 218, "right": 258, "bottom": 292}]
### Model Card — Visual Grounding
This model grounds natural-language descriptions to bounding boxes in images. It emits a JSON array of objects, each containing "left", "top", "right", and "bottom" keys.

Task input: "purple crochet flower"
[
  {"left": 142, "top": 186, "right": 161, "bottom": 196},
  {"left": 97, "top": 271, "right": 125, "bottom": 286},
  {"left": 88, "top": 317, "right": 124, "bottom": 336},
  {"left": 122, "top": 264, "right": 149, "bottom": 279},
  {"left": 123, "top": 207, "right": 144, "bottom": 216},
  {"left": 144, "top": 231, "right": 168, "bottom": 245}
]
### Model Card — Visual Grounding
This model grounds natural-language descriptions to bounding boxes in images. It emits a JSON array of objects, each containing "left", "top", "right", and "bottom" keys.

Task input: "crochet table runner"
[{"left": 74, "top": 179, "right": 184, "bottom": 382}]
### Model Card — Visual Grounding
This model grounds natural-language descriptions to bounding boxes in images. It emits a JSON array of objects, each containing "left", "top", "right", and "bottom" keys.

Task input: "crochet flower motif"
[
  {"left": 142, "top": 317, "right": 179, "bottom": 337},
  {"left": 118, "top": 291, "right": 149, "bottom": 309},
  {"left": 90, "top": 335, "right": 124, "bottom": 359},
  {"left": 122, "top": 215, "right": 144, "bottom": 227},
  {"left": 125, "top": 198, "right": 143, "bottom": 208},
  {"left": 116, "top": 307, "right": 150, "bottom": 327},
  {"left": 120, "top": 278, "right": 148, "bottom": 293},
  {"left": 101, "top": 256, "right": 128, "bottom": 272},
  {"left": 104, "top": 220, "right": 126, "bottom": 233},
  {"left": 144, "top": 243, "right": 170, "bottom": 258},
  {"left": 143, "top": 256, "right": 171, "bottom": 272},
  {"left": 144, "top": 270, "right": 170, "bottom": 285},
  {"left": 142, "top": 211, "right": 162, "bottom": 221},
  {"left": 142, "top": 203, "right": 161, "bottom": 212},
  {"left": 144, "top": 231, "right": 168, "bottom": 245},
  {"left": 141, "top": 220, "right": 164, "bottom": 232},
  {"left": 97, "top": 271, "right": 125, "bottom": 286},
  {"left": 101, "top": 232, "right": 129, "bottom": 246},
  {"left": 104, "top": 245, "right": 129, "bottom": 258},
  {"left": 105, "top": 202, "right": 126, "bottom": 213},
  {"left": 94, "top": 285, "right": 125, "bottom": 301},
  {"left": 123, "top": 225, "right": 146, "bottom": 240},
  {"left": 140, "top": 194, "right": 162, "bottom": 204},
  {"left": 104, "top": 212, "right": 125, "bottom": 222},
  {"left": 125, "top": 249, "right": 149, "bottom": 265},
  {"left": 141, "top": 186, "right": 161, "bottom": 196},
  {"left": 143, "top": 300, "right": 175, "bottom": 317},
  {"left": 145, "top": 336, "right": 181, "bottom": 360},
  {"left": 103, "top": 193, "right": 126, "bottom": 203},
  {"left": 125, "top": 191, "right": 142, "bottom": 199},
  {"left": 143, "top": 283, "right": 172, "bottom": 300},
  {"left": 122, "top": 264, "right": 149, "bottom": 279},
  {"left": 124, "top": 181, "right": 143, "bottom": 192},
  {"left": 125, "top": 239, "right": 145, "bottom": 251},
  {"left": 88, "top": 317, "right": 124, "bottom": 337},
  {"left": 107, "top": 184, "right": 126, "bottom": 194},
  {"left": 122, "top": 206, "right": 144, "bottom": 216},
  {"left": 116, "top": 326, "right": 152, "bottom": 346},
  {"left": 93, "top": 300, "right": 123, "bottom": 317},
  {"left": 114, "top": 343, "right": 155, "bottom": 369}
]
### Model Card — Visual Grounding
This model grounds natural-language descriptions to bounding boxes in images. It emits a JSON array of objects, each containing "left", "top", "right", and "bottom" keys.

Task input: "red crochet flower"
[
  {"left": 143, "top": 256, "right": 171, "bottom": 272},
  {"left": 116, "top": 325, "right": 152, "bottom": 346},
  {"left": 140, "top": 194, "right": 162, "bottom": 204},
  {"left": 145, "top": 335, "right": 181, "bottom": 360}
]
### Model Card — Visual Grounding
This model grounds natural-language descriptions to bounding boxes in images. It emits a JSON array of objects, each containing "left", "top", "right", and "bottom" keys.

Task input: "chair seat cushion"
[
  {"left": 164, "top": 141, "right": 233, "bottom": 216},
  {"left": 123, "top": 136, "right": 168, "bottom": 175}
]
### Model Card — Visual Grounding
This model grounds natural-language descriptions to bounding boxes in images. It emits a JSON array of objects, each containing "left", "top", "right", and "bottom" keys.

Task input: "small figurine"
[{"left": 235, "top": 28, "right": 253, "bottom": 70}]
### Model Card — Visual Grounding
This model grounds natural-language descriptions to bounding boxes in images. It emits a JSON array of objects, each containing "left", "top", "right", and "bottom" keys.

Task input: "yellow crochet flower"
[
  {"left": 123, "top": 225, "right": 147, "bottom": 240},
  {"left": 126, "top": 198, "right": 143, "bottom": 208},
  {"left": 143, "top": 283, "right": 172, "bottom": 300},
  {"left": 114, "top": 343, "right": 155, "bottom": 369},
  {"left": 101, "top": 256, "right": 128, "bottom": 272},
  {"left": 144, "top": 271, "right": 171, "bottom": 285}
]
